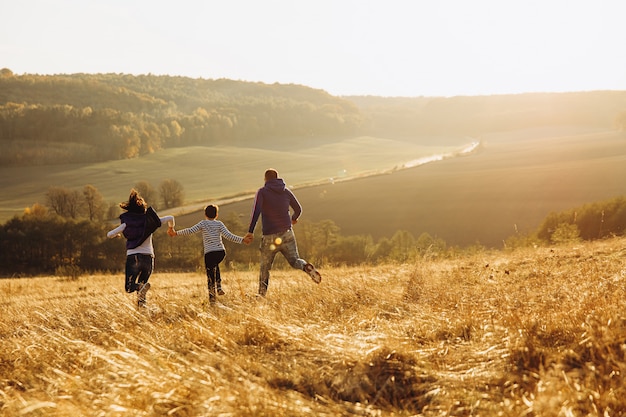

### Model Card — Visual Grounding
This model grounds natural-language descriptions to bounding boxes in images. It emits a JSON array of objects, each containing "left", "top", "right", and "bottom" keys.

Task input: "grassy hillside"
[
  {"left": 0, "top": 136, "right": 466, "bottom": 223},
  {"left": 214, "top": 127, "right": 626, "bottom": 247},
  {"left": 2, "top": 237, "right": 626, "bottom": 415}
]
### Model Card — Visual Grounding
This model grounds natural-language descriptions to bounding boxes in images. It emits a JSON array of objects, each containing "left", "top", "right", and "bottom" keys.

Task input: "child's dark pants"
[{"left": 205, "top": 250, "right": 226, "bottom": 303}]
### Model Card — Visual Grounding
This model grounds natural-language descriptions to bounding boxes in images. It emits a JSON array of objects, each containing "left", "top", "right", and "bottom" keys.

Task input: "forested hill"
[
  {"left": 0, "top": 71, "right": 356, "bottom": 114},
  {"left": 349, "top": 92, "right": 626, "bottom": 138},
  {"left": 0, "top": 70, "right": 362, "bottom": 165},
  {"left": 1, "top": 68, "right": 625, "bottom": 167}
]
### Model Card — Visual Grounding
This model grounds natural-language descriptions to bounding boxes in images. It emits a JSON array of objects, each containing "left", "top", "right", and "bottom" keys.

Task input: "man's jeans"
[{"left": 259, "top": 229, "right": 306, "bottom": 295}]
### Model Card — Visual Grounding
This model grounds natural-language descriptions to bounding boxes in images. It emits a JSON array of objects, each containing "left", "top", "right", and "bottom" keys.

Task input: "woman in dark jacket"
[{"left": 107, "top": 189, "right": 174, "bottom": 307}]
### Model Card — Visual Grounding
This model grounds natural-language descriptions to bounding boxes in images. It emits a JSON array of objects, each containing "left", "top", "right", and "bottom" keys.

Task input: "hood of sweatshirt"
[{"left": 265, "top": 178, "right": 286, "bottom": 193}]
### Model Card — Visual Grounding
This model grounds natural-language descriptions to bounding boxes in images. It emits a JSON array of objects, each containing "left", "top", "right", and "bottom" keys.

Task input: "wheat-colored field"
[{"left": 2, "top": 238, "right": 626, "bottom": 416}]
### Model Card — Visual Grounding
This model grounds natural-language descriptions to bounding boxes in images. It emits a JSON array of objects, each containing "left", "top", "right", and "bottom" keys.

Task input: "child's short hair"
[{"left": 205, "top": 204, "right": 218, "bottom": 219}]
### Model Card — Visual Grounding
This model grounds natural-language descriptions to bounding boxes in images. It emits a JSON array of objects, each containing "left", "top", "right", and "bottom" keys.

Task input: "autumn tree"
[
  {"left": 389, "top": 230, "right": 417, "bottom": 262},
  {"left": 46, "top": 186, "right": 82, "bottom": 219},
  {"left": 107, "top": 202, "right": 121, "bottom": 220},
  {"left": 23, "top": 203, "right": 49, "bottom": 218},
  {"left": 83, "top": 184, "right": 106, "bottom": 221},
  {"left": 159, "top": 179, "right": 184, "bottom": 208},
  {"left": 134, "top": 181, "right": 159, "bottom": 209},
  {"left": 550, "top": 223, "right": 581, "bottom": 245}
]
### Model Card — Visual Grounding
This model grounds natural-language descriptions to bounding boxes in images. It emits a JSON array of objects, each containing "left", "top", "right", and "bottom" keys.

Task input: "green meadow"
[{"left": 0, "top": 136, "right": 466, "bottom": 222}]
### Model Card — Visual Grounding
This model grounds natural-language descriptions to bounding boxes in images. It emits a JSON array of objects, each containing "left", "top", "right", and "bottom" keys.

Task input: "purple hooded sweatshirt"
[{"left": 248, "top": 178, "right": 302, "bottom": 235}]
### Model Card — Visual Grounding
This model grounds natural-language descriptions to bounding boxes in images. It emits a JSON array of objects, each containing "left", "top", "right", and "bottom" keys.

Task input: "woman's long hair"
[{"left": 120, "top": 189, "right": 147, "bottom": 214}]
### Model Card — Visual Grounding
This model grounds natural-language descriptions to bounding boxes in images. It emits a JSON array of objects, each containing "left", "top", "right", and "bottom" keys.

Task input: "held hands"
[
  {"left": 243, "top": 232, "right": 254, "bottom": 245},
  {"left": 167, "top": 226, "right": 177, "bottom": 237}
]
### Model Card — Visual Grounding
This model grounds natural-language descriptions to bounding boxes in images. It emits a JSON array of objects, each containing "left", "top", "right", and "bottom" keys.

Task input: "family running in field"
[{"left": 107, "top": 168, "right": 322, "bottom": 307}]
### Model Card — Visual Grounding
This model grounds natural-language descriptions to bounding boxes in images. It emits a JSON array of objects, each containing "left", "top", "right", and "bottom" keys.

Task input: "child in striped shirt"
[{"left": 168, "top": 204, "right": 245, "bottom": 304}]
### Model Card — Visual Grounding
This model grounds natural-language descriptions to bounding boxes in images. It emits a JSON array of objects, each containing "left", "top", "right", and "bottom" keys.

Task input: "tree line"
[
  {"left": 2, "top": 187, "right": 625, "bottom": 277},
  {"left": 0, "top": 180, "right": 450, "bottom": 276},
  {"left": 0, "top": 203, "right": 446, "bottom": 277},
  {"left": 0, "top": 71, "right": 362, "bottom": 166},
  {"left": 43, "top": 180, "right": 184, "bottom": 222},
  {"left": 535, "top": 196, "right": 626, "bottom": 244}
]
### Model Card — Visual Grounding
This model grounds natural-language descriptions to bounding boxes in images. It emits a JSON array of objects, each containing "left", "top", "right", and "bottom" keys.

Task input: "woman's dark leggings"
[
  {"left": 204, "top": 250, "right": 226, "bottom": 302},
  {"left": 125, "top": 254, "right": 153, "bottom": 293}
]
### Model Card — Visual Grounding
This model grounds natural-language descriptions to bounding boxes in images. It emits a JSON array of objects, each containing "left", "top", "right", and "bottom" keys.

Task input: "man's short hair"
[{"left": 264, "top": 169, "right": 279, "bottom": 181}]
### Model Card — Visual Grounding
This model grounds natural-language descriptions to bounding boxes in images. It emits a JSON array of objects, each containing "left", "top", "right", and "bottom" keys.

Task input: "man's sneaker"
[
  {"left": 137, "top": 282, "right": 151, "bottom": 307},
  {"left": 217, "top": 288, "right": 225, "bottom": 296},
  {"left": 304, "top": 263, "right": 322, "bottom": 284}
]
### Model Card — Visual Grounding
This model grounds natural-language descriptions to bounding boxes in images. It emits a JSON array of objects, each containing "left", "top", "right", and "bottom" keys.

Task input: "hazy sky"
[{"left": 2, "top": 0, "right": 625, "bottom": 97}]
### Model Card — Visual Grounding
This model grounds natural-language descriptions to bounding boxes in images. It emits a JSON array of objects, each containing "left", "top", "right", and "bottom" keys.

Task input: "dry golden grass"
[{"left": 2, "top": 238, "right": 626, "bottom": 416}]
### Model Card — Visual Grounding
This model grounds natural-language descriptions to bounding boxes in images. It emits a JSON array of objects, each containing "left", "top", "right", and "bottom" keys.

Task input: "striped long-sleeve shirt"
[{"left": 176, "top": 219, "right": 243, "bottom": 254}]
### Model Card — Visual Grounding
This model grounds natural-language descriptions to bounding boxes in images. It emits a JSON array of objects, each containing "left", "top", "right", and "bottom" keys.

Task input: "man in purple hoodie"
[{"left": 244, "top": 168, "right": 321, "bottom": 296}]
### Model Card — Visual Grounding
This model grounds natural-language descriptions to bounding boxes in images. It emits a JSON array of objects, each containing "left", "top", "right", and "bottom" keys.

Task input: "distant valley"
[{"left": 179, "top": 127, "right": 626, "bottom": 247}]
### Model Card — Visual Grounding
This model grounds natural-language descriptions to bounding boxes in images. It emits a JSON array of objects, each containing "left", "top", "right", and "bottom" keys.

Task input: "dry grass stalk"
[{"left": 1, "top": 238, "right": 626, "bottom": 416}]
